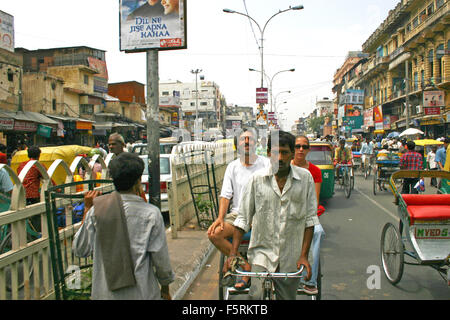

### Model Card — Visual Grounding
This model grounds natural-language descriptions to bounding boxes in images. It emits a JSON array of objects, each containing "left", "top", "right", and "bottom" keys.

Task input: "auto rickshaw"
[
  {"left": 306, "top": 142, "right": 335, "bottom": 200},
  {"left": 413, "top": 139, "right": 443, "bottom": 170},
  {"left": 439, "top": 144, "right": 450, "bottom": 194},
  {"left": 10, "top": 145, "right": 93, "bottom": 186}
]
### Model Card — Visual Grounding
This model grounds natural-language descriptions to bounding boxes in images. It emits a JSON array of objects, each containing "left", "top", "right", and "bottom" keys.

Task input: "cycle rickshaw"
[
  {"left": 218, "top": 230, "right": 322, "bottom": 300},
  {"left": 380, "top": 170, "right": 450, "bottom": 286},
  {"left": 373, "top": 148, "right": 401, "bottom": 195}
]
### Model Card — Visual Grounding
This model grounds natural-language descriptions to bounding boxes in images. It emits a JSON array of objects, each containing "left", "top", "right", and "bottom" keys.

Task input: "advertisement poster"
[
  {"left": 256, "top": 109, "right": 267, "bottom": 126},
  {"left": 0, "top": 10, "right": 14, "bottom": 53},
  {"left": 120, "top": 0, "right": 187, "bottom": 51},
  {"left": 345, "top": 105, "right": 362, "bottom": 117},
  {"left": 373, "top": 105, "right": 383, "bottom": 123},
  {"left": 363, "top": 108, "right": 374, "bottom": 127},
  {"left": 423, "top": 90, "right": 445, "bottom": 107}
]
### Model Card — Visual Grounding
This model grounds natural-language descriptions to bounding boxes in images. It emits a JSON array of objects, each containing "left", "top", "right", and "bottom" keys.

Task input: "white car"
[{"left": 140, "top": 154, "right": 172, "bottom": 213}]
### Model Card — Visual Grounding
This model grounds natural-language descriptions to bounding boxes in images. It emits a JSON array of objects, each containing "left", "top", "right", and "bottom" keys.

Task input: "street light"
[
  {"left": 249, "top": 68, "right": 295, "bottom": 112},
  {"left": 224, "top": 5, "right": 304, "bottom": 90},
  {"left": 191, "top": 69, "right": 202, "bottom": 122}
]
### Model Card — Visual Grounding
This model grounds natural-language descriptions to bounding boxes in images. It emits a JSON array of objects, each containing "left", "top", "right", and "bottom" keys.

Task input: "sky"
[{"left": 2, "top": 0, "right": 400, "bottom": 131}]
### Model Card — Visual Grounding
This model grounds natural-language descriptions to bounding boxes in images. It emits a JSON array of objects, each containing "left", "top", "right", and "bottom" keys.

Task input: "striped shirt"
[
  {"left": 234, "top": 164, "right": 319, "bottom": 273},
  {"left": 400, "top": 151, "right": 423, "bottom": 170}
]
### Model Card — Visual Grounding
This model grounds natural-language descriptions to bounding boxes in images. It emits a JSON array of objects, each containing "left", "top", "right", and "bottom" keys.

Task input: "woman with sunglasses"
[{"left": 292, "top": 135, "right": 325, "bottom": 296}]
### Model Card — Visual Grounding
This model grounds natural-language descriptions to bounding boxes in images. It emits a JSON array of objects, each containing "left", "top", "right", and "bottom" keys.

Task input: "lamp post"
[
  {"left": 224, "top": 5, "right": 304, "bottom": 95},
  {"left": 191, "top": 69, "right": 202, "bottom": 136},
  {"left": 249, "top": 68, "right": 295, "bottom": 112},
  {"left": 274, "top": 90, "right": 291, "bottom": 113}
]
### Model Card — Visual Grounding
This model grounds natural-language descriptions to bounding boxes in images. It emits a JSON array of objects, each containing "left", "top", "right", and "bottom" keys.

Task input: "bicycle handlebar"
[{"left": 232, "top": 265, "right": 305, "bottom": 279}]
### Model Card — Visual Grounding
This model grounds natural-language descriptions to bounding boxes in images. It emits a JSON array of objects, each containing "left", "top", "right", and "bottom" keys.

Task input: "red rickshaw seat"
[{"left": 401, "top": 194, "right": 450, "bottom": 225}]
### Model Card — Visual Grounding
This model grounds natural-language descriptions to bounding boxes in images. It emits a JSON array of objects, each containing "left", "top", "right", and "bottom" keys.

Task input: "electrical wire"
[{"left": 242, "top": 0, "right": 261, "bottom": 53}]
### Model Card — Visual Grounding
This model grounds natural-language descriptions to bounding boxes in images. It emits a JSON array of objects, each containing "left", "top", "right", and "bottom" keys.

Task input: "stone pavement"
[{"left": 165, "top": 219, "right": 217, "bottom": 300}]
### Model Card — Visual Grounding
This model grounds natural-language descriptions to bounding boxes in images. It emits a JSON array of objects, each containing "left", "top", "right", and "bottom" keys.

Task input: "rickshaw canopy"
[
  {"left": 11, "top": 145, "right": 92, "bottom": 186},
  {"left": 413, "top": 139, "right": 443, "bottom": 146}
]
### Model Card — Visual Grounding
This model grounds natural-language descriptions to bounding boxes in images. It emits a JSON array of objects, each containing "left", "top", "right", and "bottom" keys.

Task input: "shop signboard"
[
  {"left": 76, "top": 121, "right": 93, "bottom": 130},
  {"left": 383, "top": 115, "right": 391, "bottom": 130},
  {"left": 14, "top": 121, "right": 36, "bottom": 132},
  {"left": 424, "top": 107, "right": 441, "bottom": 115},
  {"left": 0, "top": 118, "right": 14, "bottom": 130},
  {"left": 119, "top": 0, "right": 187, "bottom": 51},
  {"left": 342, "top": 116, "right": 363, "bottom": 130},
  {"left": 37, "top": 124, "right": 53, "bottom": 138},
  {"left": 373, "top": 105, "right": 383, "bottom": 123}
]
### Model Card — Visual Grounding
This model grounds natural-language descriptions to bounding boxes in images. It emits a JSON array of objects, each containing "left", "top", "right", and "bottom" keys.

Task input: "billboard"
[
  {"left": 0, "top": 10, "right": 14, "bottom": 52},
  {"left": 119, "top": 0, "right": 187, "bottom": 52}
]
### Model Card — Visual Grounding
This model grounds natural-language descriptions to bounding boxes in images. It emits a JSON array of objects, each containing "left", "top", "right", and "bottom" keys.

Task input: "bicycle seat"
[
  {"left": 227, "top": 230, "right": 252, "bottom": 244},
  {"left": 402, "top": 194, "right": 450, "bottom": 225}
]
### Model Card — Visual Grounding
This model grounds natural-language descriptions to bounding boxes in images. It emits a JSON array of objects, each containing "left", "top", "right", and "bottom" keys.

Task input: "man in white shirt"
[
  {"left": 207, "top": 128, "right": 270, "bottom": 289},
  {"left": 227, "top": 131, "right": 318, "bottom": 300}
]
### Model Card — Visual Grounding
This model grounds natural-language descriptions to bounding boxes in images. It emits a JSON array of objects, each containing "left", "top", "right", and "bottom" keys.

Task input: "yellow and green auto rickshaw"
[
  {"left": 413, "top": 139, "right": 443, "bottom": 170},
  {"left": 306, "top": 142, "right": 335, "bottom": 200},
  {"left": 10, "top": 145, "right": 93, "bottom": 186}
]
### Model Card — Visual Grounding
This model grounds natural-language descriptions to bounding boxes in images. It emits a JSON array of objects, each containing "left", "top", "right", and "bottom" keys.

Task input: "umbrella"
[
  {"left": 387, "top": 132, "right": 400, "bottom": 139},
  {"left": 399, "top": 128, "right": 424, "bottom": 137}
]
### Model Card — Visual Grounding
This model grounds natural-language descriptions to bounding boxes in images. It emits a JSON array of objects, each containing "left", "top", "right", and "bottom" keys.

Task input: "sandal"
[{"left": 234, "top": 277, "right": 250, "bottom": 291}]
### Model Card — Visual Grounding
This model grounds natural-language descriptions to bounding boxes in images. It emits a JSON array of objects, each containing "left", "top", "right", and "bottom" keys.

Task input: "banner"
[
  {"left": 342, "top": 116, "right": 363, "bottom": 130},
  {"left": 37, "top": 124, "right": 52, "bottom": 138},
  {"left": 120, "top": 0, "right": 187, "bottom": 51},
  {"left": 256, "top": 88, "right": 268, "bottom": 104}
]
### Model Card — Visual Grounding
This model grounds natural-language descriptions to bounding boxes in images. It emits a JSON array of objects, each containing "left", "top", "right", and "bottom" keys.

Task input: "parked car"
[
  {"left": 132, "top": 137, "right": 178, "bottom": 155},
  {"left": 139, "top": 154, "right": 171, "bottom": 214}
]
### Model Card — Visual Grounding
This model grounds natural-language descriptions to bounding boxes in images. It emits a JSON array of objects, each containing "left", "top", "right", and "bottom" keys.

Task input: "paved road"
[{"left": 183, "top": 171, "right": 450, "bottom": 300}]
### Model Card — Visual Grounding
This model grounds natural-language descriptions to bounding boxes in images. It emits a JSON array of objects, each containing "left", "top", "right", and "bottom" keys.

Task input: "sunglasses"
[{"left": 295, "top": 144, "right": 310, "bottom": 150}]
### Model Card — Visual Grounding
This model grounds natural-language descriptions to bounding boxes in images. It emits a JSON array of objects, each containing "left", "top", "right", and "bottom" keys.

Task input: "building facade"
[{"left": 352, "top": 0, "right": 450, "bottom": 138}]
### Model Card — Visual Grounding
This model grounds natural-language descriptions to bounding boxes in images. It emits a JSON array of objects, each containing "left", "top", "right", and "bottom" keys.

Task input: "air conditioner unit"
[{"left": 416, "top": 105, "right": 422, "bottom": 114}]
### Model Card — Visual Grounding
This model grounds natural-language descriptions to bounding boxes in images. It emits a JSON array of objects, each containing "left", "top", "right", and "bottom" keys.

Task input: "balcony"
[{"left": 404, "top": 1, "right": 450, "bottom": 44}]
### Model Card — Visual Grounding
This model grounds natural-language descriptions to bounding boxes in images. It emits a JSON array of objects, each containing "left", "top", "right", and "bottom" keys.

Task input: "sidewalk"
[{"left": 165, "top": 219, "right": 216, "bottom": 300}]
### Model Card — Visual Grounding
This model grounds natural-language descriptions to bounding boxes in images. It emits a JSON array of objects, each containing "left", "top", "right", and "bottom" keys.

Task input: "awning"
[
  {"left": 47, "top": 114, "right": 95, "bottom": 123},
  {"left": 94, "top": 122, "right": 113, "bottom": 130},
  {"left": 389, "top": 52, "right": 411, "bottom": 71}
]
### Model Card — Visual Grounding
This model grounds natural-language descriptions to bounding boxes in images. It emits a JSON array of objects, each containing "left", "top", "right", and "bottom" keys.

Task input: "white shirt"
[
  {"left": 234, "top": 164, "right": 319, "bottom": 273},
  {"left": 220, "top": 156, "right": 270, "bottom": 213},
  {"left": 427, "top": 151, "right": 436, "bottom": 169},
  {"left": 72, "top": 194, "right": 174, "bottom": 300}
]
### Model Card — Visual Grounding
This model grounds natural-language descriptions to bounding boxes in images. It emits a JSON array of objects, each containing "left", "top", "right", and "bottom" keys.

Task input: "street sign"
[{"left": 256, "top": 88, "right": 268, "bottom": 104}]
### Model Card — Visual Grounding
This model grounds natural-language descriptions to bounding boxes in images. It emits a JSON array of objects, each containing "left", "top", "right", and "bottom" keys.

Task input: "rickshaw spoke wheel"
[
  {"left": 381, "top": 223, "right": 404, "bottom": 285},
  {"left": 344, "top": 171, "right": 351, "bottom": 198}
]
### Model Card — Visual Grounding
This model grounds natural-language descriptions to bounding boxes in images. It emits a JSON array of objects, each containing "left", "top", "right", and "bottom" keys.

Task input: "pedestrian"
[
  {"left": 427, "top": 146, "right": 437, "bottom": 187},
  {"left": 292, "top": 135, "right": 324, "bottom": 295},
  {"left": 0, "top": 144, "right": 7, "bottom": 164},
  {"left": 226, "top": 131, "right": 318, "bottom": 300},
  {"left": 400, "top": 141, "right": 423, "bottom": 194},
  {"left": 435, "top": 137, "right": 449, "bottom": 188},
  {"left": 17, "top": 146, "right": 43, "bottom": 205},
  {"left": 108, "top": 133, "right": 127, "bottom": 156},
  {"left": 72, "top": 152, "right": 175, "bottom": 300},
  {"left": 0, "top": 167, "right": 13, "bottom": 212},
  {"left": 207, "top": 128, "right": 270, "bottom": 290}
]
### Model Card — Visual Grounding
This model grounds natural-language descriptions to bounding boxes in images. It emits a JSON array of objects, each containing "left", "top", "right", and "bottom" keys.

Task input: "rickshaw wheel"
[
  {"left": 380, "top": 222, "right": 404, "bottom": 285},
  {"left": 373, "top": 169, "right": 377, "bottom": 195},
  {"left": 344, "top": 171, "right": 351, "bottom": 198}
]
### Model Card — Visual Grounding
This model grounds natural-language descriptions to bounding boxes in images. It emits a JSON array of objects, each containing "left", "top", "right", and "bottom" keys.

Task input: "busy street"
[
  {"left": 0, "top": 0, "right": 449, "bottom": 305},
  {"left": 183, "top": 172, "right": 450, "bottom": 300}
]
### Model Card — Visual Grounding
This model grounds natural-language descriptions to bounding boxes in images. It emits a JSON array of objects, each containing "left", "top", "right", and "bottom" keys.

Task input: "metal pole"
[
  {"left": 146, "top": 50, "right": 161, "bottom": 210},
  {"left": 405, "top": 60, "right": 410, "bottom": 129}
]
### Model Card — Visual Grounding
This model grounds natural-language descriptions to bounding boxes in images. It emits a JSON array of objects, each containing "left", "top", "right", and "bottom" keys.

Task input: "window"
[
  {"left": 412, "top": 16, "right": 419, "bottom": 28},
  {"left": 52, "top": 99, "right": 57, "bottom": 111},
  {"left": 84, "top": 75, "right": 89, "bottom": 85},
  {"left": 414, "top": 72, "right": 418, "bottom": 91},
  {"left": 80, "top": 104, "right": 94, "bottom": 114},
  {"left": 7, "top": 70, "right": 13, "bottom": 82},
  {"left": 437, "top": 0, "right": 444, "bottom": 9},
  {"left": 200, "top": 102, "right": 208, "bottom": 106},
  {"left": 427, "top": 3, "right": 434, "bottom": 15},
  {"left": 162, "top": 91, "right": 170, "bottom": 96},
  {"left": 421, "top": 70, "right": 425, "bottom": 88},
  {"left": 419, "top": 10, "right": 427, "bottom": 23},
  {"left": 406, "top": 23, "right": 411, "bottom": 33}
]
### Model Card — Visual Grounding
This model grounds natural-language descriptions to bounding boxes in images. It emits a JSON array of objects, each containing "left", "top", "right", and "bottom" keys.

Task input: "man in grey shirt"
[
  {"left": 73, "top": 152, "right": 174, "bottom": 300},
  {"left": 226, "top": 131, "right": 318, "bottom": 300}
]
